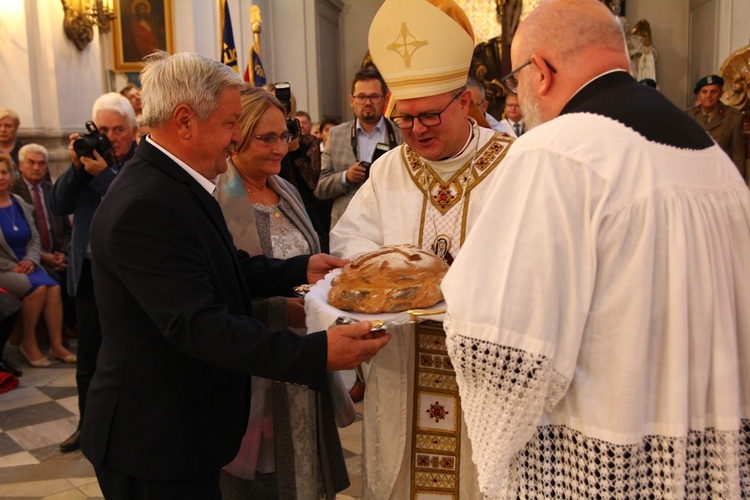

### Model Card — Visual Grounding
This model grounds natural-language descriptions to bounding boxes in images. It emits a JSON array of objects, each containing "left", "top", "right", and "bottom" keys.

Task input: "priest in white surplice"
[
  {"left": 329, "top": 1, "right": 512, "bottom": 498},
  {"left": 442, "top": 1, "right": 750, "bottom": 498}
]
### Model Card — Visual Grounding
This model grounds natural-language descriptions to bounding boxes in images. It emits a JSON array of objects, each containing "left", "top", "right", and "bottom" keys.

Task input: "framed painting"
[{"left": 112, "top": 0, "right": 174, "bottom": 72}]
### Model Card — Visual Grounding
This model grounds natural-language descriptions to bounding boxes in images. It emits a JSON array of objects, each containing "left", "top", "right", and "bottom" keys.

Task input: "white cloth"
[
  {"left": 485, "top": 112, "right": 504, "bottom": 133},
  {"left": 442, "top": 112, "right": 750, "bottom": 498},
  {"left": 330, "top": 124, "right": 509, "bottom": 499}
]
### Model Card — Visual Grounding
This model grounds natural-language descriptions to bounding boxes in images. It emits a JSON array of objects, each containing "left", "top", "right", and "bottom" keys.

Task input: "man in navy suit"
[
  {"left": 81, "top": 51, "right": 389, "bottom": 498},
  {"left": 50, "top": 92, "right": 138, "bottom": 453}
]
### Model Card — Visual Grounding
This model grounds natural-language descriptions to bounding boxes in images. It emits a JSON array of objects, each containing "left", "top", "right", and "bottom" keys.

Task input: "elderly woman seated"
[{"left": 0, "top": 154, "right": 75, "bottom": 367}]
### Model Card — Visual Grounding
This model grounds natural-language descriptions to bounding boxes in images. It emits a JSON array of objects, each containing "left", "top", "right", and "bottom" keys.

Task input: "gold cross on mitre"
[{"left": 387, "top": 22, "right": 428, "bottom": 68}]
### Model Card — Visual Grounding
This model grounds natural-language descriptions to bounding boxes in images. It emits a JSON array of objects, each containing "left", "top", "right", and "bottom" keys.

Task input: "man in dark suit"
[
  {"left": 314, "top": 68, "right": 402, "bottom": 229},
  {"left": 688, "top": 74, "right": 746, "bottom": 178},
  {"left": 12, "top": 144, "right": 74, "bottom": 331},
  {"left": 81, "top": 51, "right": 389, "bottom": 498},
  {"left": 50, "top": 92, "right": 139, "bottom": 453}
]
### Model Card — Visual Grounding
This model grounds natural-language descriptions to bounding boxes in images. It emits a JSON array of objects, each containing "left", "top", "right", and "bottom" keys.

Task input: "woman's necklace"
[
  {"left": 245, "top": 184, "right": 281, "bottom": 219},
  {"left": 0, "top": 200, "right": 19, "bottom": 231}
]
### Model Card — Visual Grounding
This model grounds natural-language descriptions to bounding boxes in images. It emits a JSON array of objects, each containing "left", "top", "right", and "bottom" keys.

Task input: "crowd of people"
[{"left": 0, "top": 0, "right": 748, "bottom": 498}]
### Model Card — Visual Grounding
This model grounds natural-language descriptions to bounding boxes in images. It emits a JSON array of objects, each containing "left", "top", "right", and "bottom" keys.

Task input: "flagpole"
[
  {"left": 219, "top": 0, "right": 225, "bottom": 61},
  {"left": 251, "top": 5, "right": 263, "bottom": 60},
  {"left": 248, "top": 5, "right": 263, "bottom": 86}
]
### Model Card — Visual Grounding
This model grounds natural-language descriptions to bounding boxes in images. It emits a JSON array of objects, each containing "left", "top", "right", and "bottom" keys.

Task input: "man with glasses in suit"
[{"left": 314, "top": 68, "right": 402, "bottom": 231}]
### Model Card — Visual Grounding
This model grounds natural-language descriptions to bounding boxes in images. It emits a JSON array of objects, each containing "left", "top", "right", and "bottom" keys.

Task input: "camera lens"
[{"left": 73, "top": 136, "right": 98, "bottom": 158}]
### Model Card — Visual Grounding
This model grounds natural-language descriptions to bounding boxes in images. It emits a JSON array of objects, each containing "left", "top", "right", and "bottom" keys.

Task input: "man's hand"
[
  {"left": 307, "top": 253, "right": 348, "bottom": 283},
  {"left": 326, "top": 321, "right": 391, "bottom": 371},
  {"left": 286, "top": 298, "right": 306, "bottom": 329},
  {"left": 81, "top": 150, "right": 110, "bottom": 176},
  {"left": 12, "top": 259, "right": 35, "bottom": 274},
  {"left": 51, "top": 251, "right": 68, "bottom": 271},
  {"left": 345, "top": 162, "right": 368, "bottom": 184},
  {"left": 68, "top": 133, "right": 84, "bottom": 170}
]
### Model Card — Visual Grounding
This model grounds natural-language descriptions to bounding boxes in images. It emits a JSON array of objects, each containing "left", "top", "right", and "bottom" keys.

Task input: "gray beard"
[{"left": 519, "top": 79, "right": 544, "bottom": 131}]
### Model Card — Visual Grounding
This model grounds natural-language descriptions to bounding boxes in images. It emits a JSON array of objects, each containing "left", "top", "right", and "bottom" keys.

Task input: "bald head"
[
  {"left": 515, "top": 0, "right": 626, "bottom": 64},
  {"left": 511, "top": 0, "right": 630, "bottom": 126}
]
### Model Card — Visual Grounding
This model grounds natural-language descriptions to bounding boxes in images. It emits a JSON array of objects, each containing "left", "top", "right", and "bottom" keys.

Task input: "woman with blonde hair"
[{"left": 215, "top": 87, "right": 348, "bottom": 499}]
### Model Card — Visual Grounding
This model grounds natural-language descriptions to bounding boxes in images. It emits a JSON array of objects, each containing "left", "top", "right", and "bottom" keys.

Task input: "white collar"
[{"left": 146, "top": 135, "right": 217, "bottom": 195}]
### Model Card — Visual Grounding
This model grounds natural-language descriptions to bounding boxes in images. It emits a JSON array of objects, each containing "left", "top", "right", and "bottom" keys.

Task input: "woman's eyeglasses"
[{"left": 253, "top": 133, "right": 294, "bottom": 146}]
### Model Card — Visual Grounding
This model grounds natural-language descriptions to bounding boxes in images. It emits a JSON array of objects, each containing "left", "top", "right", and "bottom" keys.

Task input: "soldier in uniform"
[{"left": 688, "top": 74, "right": 746, "bottom": 178}]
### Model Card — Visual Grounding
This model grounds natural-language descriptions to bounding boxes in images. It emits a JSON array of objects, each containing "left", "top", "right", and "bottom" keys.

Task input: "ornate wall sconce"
[{"left": 62, "top": 0, "right": 116, "bottom": 51}]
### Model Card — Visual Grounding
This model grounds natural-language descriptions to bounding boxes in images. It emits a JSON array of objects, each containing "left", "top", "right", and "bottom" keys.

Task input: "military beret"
[{"left": 693, "top": 74, "right": 724, "bottom": 94}]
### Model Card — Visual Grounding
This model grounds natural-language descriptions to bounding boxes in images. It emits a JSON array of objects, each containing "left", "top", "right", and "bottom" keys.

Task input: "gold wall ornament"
[{"left": 62, "top": 0, "right": 116, "bottom": 51}]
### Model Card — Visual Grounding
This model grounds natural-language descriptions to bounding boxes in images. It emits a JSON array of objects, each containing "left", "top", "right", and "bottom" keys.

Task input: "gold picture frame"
[{"left": 112, "top": 0, "right": 174, "bottom": 72}]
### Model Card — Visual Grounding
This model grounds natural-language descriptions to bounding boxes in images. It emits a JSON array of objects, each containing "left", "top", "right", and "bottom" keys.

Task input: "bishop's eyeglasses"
[{"left": 391, "top": 91, "right": 463, "bottom": 130}]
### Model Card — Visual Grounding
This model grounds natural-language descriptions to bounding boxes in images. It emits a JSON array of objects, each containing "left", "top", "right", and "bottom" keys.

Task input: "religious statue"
[
  {"left": 629, "top": 19, "right": 657, "bottom": 83},
  {"left": 720, "top": 40, "right": 750, "bottom": 111}
]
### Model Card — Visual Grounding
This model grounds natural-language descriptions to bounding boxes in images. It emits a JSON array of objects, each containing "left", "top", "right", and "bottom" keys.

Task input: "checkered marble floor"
[{"left": 0, "top": 342, "right": 364, "bottom": 499}]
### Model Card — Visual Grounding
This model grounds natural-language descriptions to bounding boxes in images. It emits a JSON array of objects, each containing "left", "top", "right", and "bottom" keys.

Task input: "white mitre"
[{"left": 368, "top": 0, "right": 476, "bottom": 103}]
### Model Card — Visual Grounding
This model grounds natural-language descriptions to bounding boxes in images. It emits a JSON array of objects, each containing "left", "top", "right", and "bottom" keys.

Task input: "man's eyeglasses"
[
  {"left": 253, "top": 133, "right": 294, "bottom": 146},
  {"left": 352, "top": 94, "right": 384, "bottom": 104},
  {"left": 391, "top": 91, "right": 463, "bottom": 130},
  {"left": 501, "top": 58, "right": 558, "bottom": 93}
]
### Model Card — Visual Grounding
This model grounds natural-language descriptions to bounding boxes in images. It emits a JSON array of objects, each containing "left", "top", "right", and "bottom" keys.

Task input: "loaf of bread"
[{"left": 328, "top": 244, "right": 449, "bottom": 313}]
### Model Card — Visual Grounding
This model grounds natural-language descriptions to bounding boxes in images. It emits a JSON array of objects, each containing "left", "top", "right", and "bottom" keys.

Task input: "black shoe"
[
  {"left": 0, "top": 359, "right": 22, "bottom": 377},
  {"left": 60, "top": 430, "right": 81, "bottom": 453}
]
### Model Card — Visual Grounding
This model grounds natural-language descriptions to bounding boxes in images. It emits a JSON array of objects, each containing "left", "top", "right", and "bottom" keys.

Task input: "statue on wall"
[
  {"left": 720, "top": 40, "right": 750, "bottom": 160},
  {"left": 629, "top": 19, "right": 658, "bottom": 83},
  {"left": 720, "top": 41, "right": 750, "bottom": 111}
]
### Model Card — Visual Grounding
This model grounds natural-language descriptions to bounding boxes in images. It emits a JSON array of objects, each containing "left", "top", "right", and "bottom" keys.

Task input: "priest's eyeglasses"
[
  {"left": 352, "top": 94, "right": 384, "bottom": 104},
  {"left": 391, "top": 91, "right": 462, "bottom": 130},
  {"left": 502, "top": 58, "right": 558, "bottom": 93},
  {"left": 254, "top": 133, "right": 294, "bottom": 146}
]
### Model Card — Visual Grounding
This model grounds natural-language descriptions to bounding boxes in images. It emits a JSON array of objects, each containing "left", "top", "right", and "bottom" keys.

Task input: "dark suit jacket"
[
  {"left": 80, "top": 139, "right": 328, "bottom": 481},
  {"left": 12, "top": 179, "right": 72, "bottom": 254},
  {"left": 49, "top": 144, "right": 134, "bottom": 297}
]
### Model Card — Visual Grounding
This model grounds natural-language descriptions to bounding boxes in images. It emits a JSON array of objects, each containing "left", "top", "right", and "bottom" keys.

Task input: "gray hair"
[
  {"left": 140, "top": 51, "right": 245, "bottom": 128},
  {"left": 92, "top": 92, "right": 138, "bottom": 129},
  {"left": 18, "top": 143, "right": 49, "bottom": 164},
  {"left": 466, "top": 77, "right": 486, "bottom": 101}
]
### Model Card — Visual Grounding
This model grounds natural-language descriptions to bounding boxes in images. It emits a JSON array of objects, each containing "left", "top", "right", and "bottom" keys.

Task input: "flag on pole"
[
  {"left": 244, "top": 5, "right": 267, "bottom": 87},
  {"left": 221, "top": 0, "right": 238, "bottom": 72},
  {"left": 244, "top": 48, "right": 267, "bottom": 87}
]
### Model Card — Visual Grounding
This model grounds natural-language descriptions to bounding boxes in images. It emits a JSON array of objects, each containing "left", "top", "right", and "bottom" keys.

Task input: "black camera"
[
  {"left": 274, "top": 82, "right": 300, "bottom": 140},
  {"left": 73, "top": 121, "right": 113, "bottom": 162},
  {"left": 362, "top": 143, "right": 391, "bottom": 179},
  {"left": 360, "top": 161, "right": 372, "bottom": 177}
]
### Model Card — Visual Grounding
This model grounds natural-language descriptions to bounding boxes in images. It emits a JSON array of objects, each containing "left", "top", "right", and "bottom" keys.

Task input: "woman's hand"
[{"left": 12, "top": 259, "right": 35, "bottom": 274}]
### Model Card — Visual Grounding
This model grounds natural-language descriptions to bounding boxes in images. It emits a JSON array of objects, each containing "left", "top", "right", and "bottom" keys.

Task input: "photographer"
[
  {"left": 313, "top": 68, "right": 402, "bottom": 231},
  {"left": 50, "top": 92, "right": 137, "bottom": 453}
]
